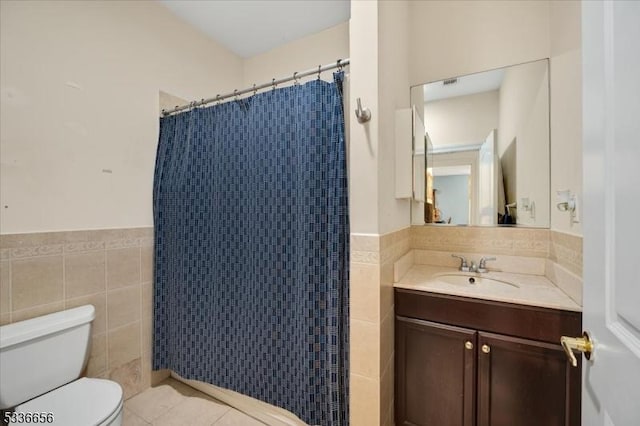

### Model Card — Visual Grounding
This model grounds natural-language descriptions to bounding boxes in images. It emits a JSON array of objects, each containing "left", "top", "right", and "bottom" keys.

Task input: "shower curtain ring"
[
  {"left": 317, "top": 65, "right": 321, "bottom": 80},
  {"left": 293, "top": 72, "right": 299, "bottom": 86},
  {"left": 253, "top": 84, "right": 257, "bottom": 96},
  {"left": 215, "top": 94, "right": 221, "bottom": 105},
  {"left": 234, "top": 89, "right": 239, "bottom": 102},
  {"left": 336, "top": 59, "right": 343, "bottom": 71},
  {"left": 272, "top": 78, "right": 277, "bottom": 91}
]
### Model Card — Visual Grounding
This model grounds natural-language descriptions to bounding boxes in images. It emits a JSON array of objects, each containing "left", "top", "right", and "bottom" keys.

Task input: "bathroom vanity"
[
  {"left": 394, "top": 261, "right": 582, "bottom": 426},
  {"left": 397, "top": 51, "right": 585, "bottom": 425}
]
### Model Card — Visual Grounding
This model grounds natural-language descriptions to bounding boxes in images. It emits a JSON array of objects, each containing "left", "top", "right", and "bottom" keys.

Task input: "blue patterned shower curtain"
[{"left": 153, "top": 73, "right": 348, "bottom": 425}]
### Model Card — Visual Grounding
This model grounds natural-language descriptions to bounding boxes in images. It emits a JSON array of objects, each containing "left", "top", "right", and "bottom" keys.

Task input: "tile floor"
[{"left": 124, "top": 378, "right": 265, "bottom": 426}]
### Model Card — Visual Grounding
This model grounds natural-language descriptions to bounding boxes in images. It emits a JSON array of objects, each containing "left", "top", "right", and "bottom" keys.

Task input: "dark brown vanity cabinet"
[
  {"left": 395, "top": 289, "right": 582, "bottom": 426},
  {"left": 396, "top": 317, "right": 477, "bottom": 426}
]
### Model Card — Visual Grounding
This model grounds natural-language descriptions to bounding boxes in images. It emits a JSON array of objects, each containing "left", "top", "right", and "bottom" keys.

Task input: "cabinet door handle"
[
  {"left": 481, "top": 344, "right": 491, "bottom": 354},
  {"left": 465, "top": 341, "right": 474, "bottom": 350}
]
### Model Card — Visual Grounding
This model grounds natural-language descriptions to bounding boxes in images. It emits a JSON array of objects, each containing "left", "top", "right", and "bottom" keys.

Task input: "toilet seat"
[{"left": 11, "top": 377, "right": 123, "bottom": 426}]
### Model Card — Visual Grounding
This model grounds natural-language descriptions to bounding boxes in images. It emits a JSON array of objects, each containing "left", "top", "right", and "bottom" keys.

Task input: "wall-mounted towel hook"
[{"left": 355, "top": 98, "right": 371, "bottom": 123}]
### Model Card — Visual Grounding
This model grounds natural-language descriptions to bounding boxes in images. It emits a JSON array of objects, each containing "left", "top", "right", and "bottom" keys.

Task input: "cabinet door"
[
  {"left": 477, "top": 332, "right": 580, "bottom": 426},
  {"left": 396, "top": 316, "right": 476, "bottom": 426}
]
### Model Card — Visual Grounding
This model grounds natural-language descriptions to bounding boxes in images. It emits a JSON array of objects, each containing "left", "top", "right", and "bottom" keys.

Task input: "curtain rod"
[{"left": 161, "top": 58, "right": 350, "bottom": 117}]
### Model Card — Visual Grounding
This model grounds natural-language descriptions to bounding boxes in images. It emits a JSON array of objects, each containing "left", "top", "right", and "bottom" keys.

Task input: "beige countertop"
[{"left": 394, "top": 265, "right": 581, "bottom": 312}]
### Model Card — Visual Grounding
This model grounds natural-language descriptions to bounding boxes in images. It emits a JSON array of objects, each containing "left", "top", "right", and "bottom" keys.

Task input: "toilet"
[{"left": 0, "top": 305, "right": 123, "bottom": 425}]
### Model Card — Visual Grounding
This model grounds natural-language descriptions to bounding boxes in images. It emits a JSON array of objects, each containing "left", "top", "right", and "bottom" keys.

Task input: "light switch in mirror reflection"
[{"left": 410, "top": 58, "right": 550, "bottom": 228}]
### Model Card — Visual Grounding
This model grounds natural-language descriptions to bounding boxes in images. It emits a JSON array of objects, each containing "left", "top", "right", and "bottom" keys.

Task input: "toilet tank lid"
[{"left": 0, "top": 305, "right": 95, "bottom": 350}]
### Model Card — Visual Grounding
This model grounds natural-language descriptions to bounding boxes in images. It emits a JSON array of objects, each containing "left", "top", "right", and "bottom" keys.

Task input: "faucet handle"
[
  {"left": 451, "top": 254, "right": 469, "bottom": 272},
  {"left": 478, "top": 256, "right": 496, "bottom": 272}
]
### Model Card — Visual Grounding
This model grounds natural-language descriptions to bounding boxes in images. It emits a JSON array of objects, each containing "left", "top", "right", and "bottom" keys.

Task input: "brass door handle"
[{"left": 560, "top": 332, "right": 593, "bottom": 367}]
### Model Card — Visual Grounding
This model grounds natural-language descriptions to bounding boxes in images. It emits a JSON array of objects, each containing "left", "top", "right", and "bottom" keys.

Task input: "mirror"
[{"left": 411, "top": 59, "right": 550, "bottom": 227}]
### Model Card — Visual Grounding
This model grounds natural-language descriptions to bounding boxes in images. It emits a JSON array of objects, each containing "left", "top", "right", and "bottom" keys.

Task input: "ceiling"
[
  {"left": 423, "top": 68, "right": 505, "bottom": 103},
  {"left": 159, "top": 0, "right": 351, "bottom": 58}
]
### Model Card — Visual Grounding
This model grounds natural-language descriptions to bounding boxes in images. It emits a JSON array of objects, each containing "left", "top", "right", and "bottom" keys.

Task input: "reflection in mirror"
[{"left": 412, "top": 59, "right": 550, "bottom": 227}]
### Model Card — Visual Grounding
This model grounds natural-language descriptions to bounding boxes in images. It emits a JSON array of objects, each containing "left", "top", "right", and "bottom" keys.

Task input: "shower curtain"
[{"left": 153, "top": 73, "right": 348, "bottom": 426}]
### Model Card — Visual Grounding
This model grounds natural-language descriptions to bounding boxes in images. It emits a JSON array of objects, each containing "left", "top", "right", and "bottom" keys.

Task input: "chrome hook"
[
  {"left": 317, "top": 65, "right": 321, "bottom": 80},
  {"left": 252, "top": 84, "right": 257, "bottom": 96},
  {"left": 272, "top": 78, "right": 277, "bottom": 91},
  {"left": 354, "top": 98, "right": 371, "bottom": 123},
  {"left": 293, "top": 71, "right": 299, "bottom": 86}
]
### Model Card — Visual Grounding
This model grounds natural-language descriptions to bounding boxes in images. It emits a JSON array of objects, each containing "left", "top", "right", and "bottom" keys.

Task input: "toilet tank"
[{"left": 0, "top": 305, "right": 95, "bottom": 409}]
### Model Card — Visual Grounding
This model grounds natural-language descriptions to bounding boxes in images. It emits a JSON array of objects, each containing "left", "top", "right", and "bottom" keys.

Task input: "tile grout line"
[
  {"left": 139, "top": 242, "right": 144, "bottom": 392},
  {"left": 104, "top": 243, "right": 110, "bottom": 377},
  {"left": 105, "top": 318, "right": 145, "bottom": 333},
  {"left": 62, "top": 244, "right": 66, "bottom": 310},
  {"left": 8, "top": 251, "right": 12, "bottom": 323}
]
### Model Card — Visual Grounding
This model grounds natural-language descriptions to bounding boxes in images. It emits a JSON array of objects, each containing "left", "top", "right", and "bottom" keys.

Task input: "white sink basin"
[
  {"left": 432, "top": 272, "right": 520, "bottom": 288},
  {"left": 393, "top": 264, "right": 581, "bottom": 312}
]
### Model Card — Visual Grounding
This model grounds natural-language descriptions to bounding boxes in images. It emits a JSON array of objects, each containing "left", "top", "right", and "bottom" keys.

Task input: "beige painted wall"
[
  {"left": 378, "top": 1, "right": 412, "bottom": 235},
  {"left": 409, "top": 0, "right": 550, "bottom": 86},
  {"left": 0, "top": 0, "right": 243, "bottom": 234},
  {"left": 425, "top": 90, "right": 499, "bottom": 148},
  {"left": 550, "top": 0, "right": 582, "bottom": 235},
  {"left": 2, "top": 0, "right": 582, "bottom": 239},
  {"left": 349, "top": 2, "right": 380, "bottom": 235},
  {"left": 243, "top": 22, "right": 349, "bottom": 86}
]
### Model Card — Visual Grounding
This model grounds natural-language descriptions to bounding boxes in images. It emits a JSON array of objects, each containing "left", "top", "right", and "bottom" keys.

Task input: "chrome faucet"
[
  {"left": 451, "top": 254, "right": 469, "bottom": 272},
  {"left": 452, "top": 254, "right": 496, "bottom": 273},
  {"left": 476, "top": 256, "right": 496, "bottom": 273}
]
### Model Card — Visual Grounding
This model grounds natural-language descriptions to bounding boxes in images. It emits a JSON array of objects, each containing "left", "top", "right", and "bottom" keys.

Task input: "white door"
[
  {"left": 582, "top": 1, "right": 640, "bottom": 425},
  {"left": 477, "top": 129, "right": 497, "bottom": 225}
]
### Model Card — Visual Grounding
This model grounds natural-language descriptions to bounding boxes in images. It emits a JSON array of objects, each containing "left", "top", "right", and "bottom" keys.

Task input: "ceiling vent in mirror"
[{"left": 442, "top": 78, "right": 458, "bottom": 86}]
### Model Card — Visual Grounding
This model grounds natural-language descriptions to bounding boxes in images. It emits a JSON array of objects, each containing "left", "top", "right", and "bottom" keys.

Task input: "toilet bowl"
[{"left": 0, "top": 305, "right": 123, "bottom": 425}]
